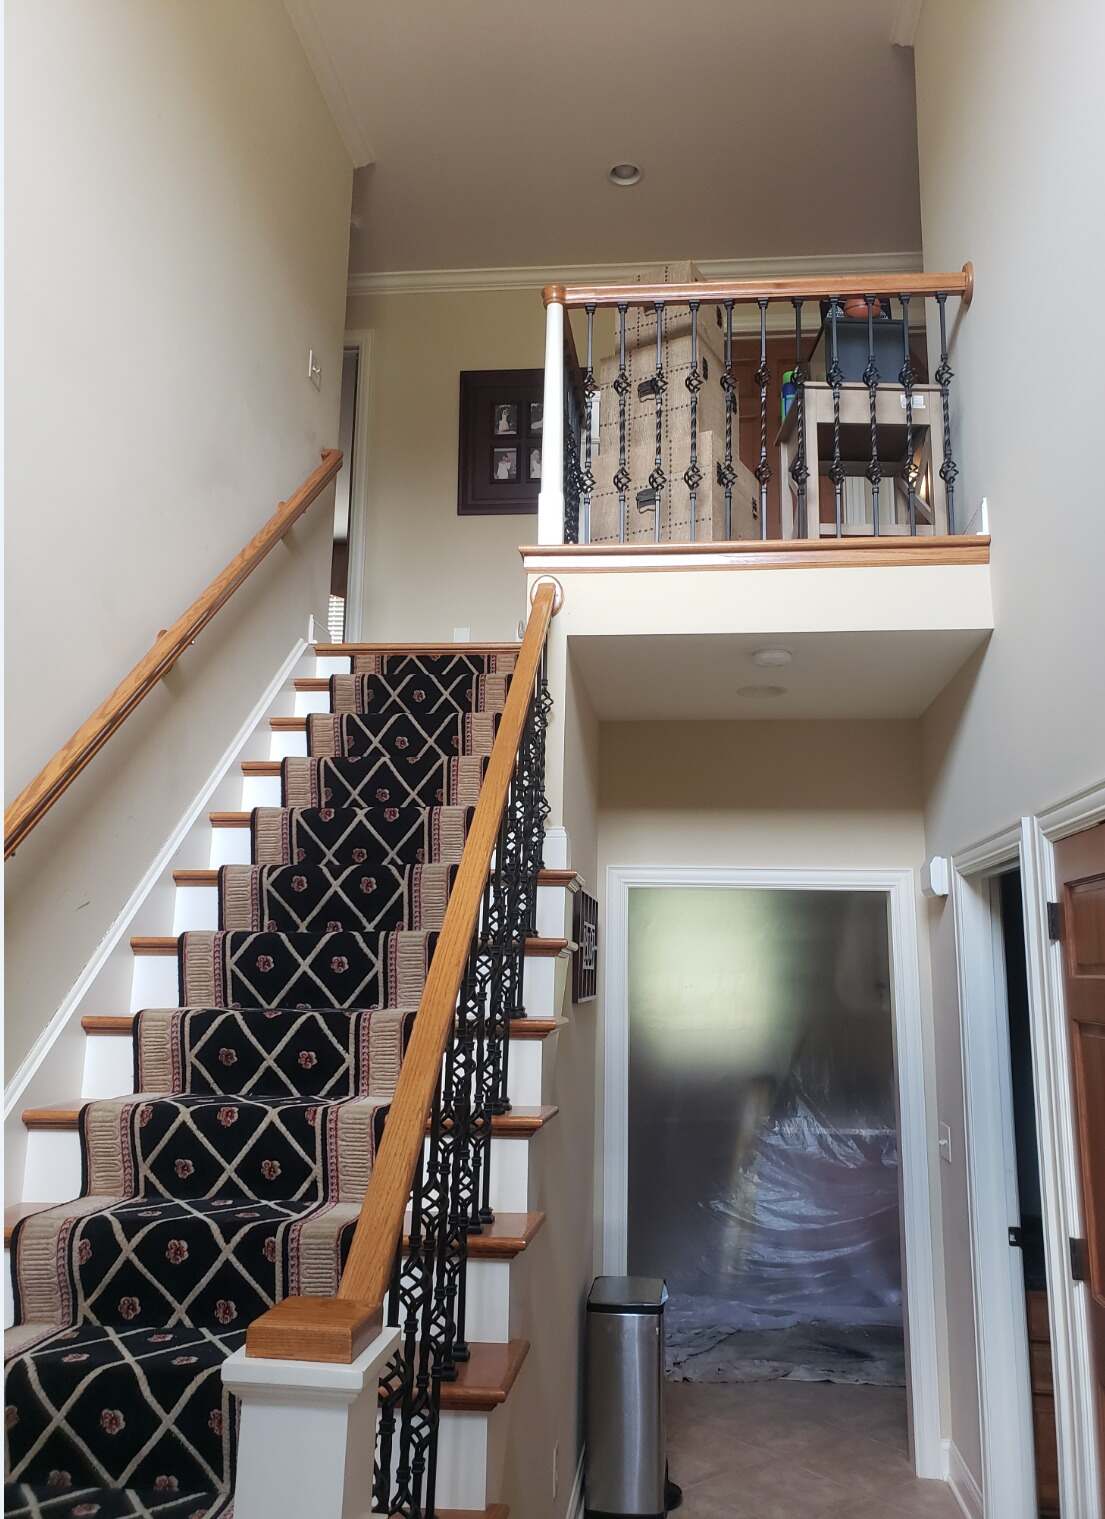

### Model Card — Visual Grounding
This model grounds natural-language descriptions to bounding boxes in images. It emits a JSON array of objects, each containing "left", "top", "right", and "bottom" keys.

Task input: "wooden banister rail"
[
  {"left": 4, "top": 449, "right": 343, "bottom": 859},
  {"left": 246, "top": 581, "right": 558, "bottom": 1362},
  {"left": 543, "top": 262, "right": 975, "bottom": 309}
]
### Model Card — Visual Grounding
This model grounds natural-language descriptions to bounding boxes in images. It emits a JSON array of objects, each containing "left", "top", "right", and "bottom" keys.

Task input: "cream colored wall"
[
  {"left": 343, "top": 287, "right": 548, "bottom": 641},
  {"left": 913, "top": 0, "right": 1105, "bottom": 1486},
  {"left": 594, "top": 717, "right": 950, "bottom": 1434},
  {"left": 5, "top": 0, "right": 352, "bottom": 1071}
]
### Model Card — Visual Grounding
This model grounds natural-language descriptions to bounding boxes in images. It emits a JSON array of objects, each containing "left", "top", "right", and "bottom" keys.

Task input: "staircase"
[{"left": 5, "top": 629, "right": 576, "bottom": 1518}]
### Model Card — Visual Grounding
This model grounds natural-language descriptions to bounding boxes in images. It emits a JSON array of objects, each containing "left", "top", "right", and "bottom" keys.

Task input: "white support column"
[
  {"left": 223, "top": 1325, "right": 399, "bottom": 1519},
  {"left": 537, "top": 297, "right": 565, "bottom": 544}
]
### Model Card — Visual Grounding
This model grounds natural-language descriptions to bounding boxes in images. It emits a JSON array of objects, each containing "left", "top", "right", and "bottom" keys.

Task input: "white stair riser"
[
  {"left": 269, "top": 729, "right": 307, "bottom": 761},
  {"left": 293, "top": 690, "right": 330, "bottom": 716},
  {"left": 313, "top": 657, "right": 348, "bottom": 676},
  {"left": 241, "top": 775, "right": 281, "bottom": 809},
  {"left": 23, "top": 1124, "right": 539, "bottom": 1216},
  {"left": 80, "top": 1029, "right": 549, "bottom": 1107}
]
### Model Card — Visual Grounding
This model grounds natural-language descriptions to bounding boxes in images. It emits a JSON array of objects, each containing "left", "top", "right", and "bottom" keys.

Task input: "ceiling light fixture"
[
  {"left": 737, "top": 684, "right": 786, "bottom": 699},
  {"left": 750, "top": 648, "right": 792, "bottom": 668},
  {"left": 608, "top": 163, "right": 642, "bottom": 187}
]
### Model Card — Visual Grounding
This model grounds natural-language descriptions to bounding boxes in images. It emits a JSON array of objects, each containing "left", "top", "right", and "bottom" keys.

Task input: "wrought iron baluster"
[
  {"left": 789, "top": 298, "right": 810, "bottom": 537},
  {"left": 648, "top": 302, "right": 667, "bottom": 541},
  {"left": 683, "top": 301, "right": 703, "bottom": 541},
  {"left": 718, "top": 300, "right": 737, "bottom": 539},
  {"left": 864, "top": 296, "right": 882, "bottom": 535},
  {"left": 613, "top": 303, "right": 630, "bottom": 542},
  {"left": 826, "top": 296, "right": 845, "bottom": 536},
  {"left": 562, "top": 387, "right": 582, "bottom": 546},
  {"left": 581, "top": 305, "right": 596, "bottom": 543},
  {"left": 935, "top": 292, "right": 959, "bottom": 533},
  {"left": 754, "top": 298, "right": 772, "bottom": 539},
  {"left": 898, "top": 294, "right": 919, "bottom": 535}
]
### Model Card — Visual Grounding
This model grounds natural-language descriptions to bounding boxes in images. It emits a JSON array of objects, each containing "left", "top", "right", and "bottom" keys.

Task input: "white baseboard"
[
  {"left": 565, "top": 1448, "right": 585, "bottom": 1519},
  {"left": 4, "top": 635, "right": 310, "bottom": 1119},
  {"left": 945, "top": 1439, "right": 984, "bottom": 1519}
]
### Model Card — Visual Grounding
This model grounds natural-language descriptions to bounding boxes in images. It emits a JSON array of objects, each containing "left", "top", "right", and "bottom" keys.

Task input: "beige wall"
[
  {"left": 913, "top": 0, "right": 1105, "bottom": 1485},
  {"left": 593, "top": 717, "right": 950, "bottom": 1432},
  {"left": 343, "top": 288, "right": 548, "bottom": 642},
  {"left": 5, "top": 0, "right": 352, "bottom": 1070}
]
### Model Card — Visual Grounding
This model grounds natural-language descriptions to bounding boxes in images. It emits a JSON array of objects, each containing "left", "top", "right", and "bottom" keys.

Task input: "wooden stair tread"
[
  {"left": 23, "top": 1102, "right": 557, "bottom": 1135},
  {"left": 82, "top": 1013, "right": 565, "bottom": 1040},
  {"left": 270, "top": 717, "right": 305, "bottom": 732},
  {"left": 406, "top": 1210, "right": 545, "bottom": 1260},
  {"left": 315, "top": 642, "right": 520, "bottom": 656},
  {"left": 438, "top": 1339, "right": 528, "bottom": 1411},
  {"left": 177, "top": 864, "right": 576, "bottom": 887},
  {"left": 131, "top": 934, "right": 569, "bottom": 957}
]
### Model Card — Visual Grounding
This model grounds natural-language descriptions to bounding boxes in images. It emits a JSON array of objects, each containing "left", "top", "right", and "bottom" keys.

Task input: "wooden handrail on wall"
[
  {"left": 543, "top": 263, "right": 975, "bottom": 309},
  {"left": 3, "top": 449, "right": 343, "bottom": 859},
  {"left": 246, "top": 580, "right": 558, "bottom": 1364}
]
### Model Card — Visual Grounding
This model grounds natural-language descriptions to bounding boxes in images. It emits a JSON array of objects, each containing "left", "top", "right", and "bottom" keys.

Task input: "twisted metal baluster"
[
  {"left": 373, "top": 1241, "right": 406, "bottom": 1513},
  {"left": 789, "top": 298, "right": 810, "bottom": 537},
  {"left": 826, "top": 296, "right": 845, "bottom": 536},
  {"left": 648, "top": 302, "right": 667, "bottom": 541},
  {"left": 754, "top": 298, "right": 772, "bottom": 539},
  {"left": 718, "top": 300, "right": 737, "bottom": 538},
  {"left": 581, "top": 305, "right": 596, "bottom": 544},
  {"left": 613, "top": 303, "right": 630, "bottom": 541},
  {"left": 684, "top": 301, "right": 703, "bottom": 541},
  {"left": 898, "top": 294, "right": 919, "bottom": 535},
  {"left": 864, "top": 296, "right": 882, "bottom": 535},
  {"left": 935, "top": 292, "right": 958, "bottom": 532},
  {"left": 562, "top": 388, "right": 582, "bottom": 546}
]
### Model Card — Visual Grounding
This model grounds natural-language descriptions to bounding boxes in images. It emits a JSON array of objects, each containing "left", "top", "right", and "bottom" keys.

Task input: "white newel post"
[
  {"left": 537, "top": 296, "right": 565, "bottom": 544},
  {"left": 223, "top": 1325, "right": 399, "bottom": 1519}
]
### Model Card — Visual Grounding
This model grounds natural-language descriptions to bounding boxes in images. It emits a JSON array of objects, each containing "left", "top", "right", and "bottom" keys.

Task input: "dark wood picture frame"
[
  {"left": 572, "top": 889, "right": 598, "bottom": 1004},
  {"left": 458, "top": 368, "right": 543, "bottom": 516}
]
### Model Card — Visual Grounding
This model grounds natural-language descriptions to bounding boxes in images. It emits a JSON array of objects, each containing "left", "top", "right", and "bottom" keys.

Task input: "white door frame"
[
  {"left": 602, "top": 863, "right": 943, "bottom": 1480},
  {"left": 341, "top": 329, "right": 373, "bottom": 641},
  {"left": 953, "top": 782, "right": 1105, "bottom": 1519}
]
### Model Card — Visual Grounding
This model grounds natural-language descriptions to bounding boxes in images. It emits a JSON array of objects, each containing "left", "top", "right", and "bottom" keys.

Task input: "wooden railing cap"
[{"left": 544, "top": 264, "right": 975, "bottom": 311}]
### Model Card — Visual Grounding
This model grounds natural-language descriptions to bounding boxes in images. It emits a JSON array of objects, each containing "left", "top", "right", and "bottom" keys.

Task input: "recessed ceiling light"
[
  {"left": 751, "top": 647, "right": 792, "bottom": 668},
  {"left": 608, "top": 163, "right": 642, "bottom": 187},
  {"left": 737, "top": 684, "right": 786, "bottom": 699}
]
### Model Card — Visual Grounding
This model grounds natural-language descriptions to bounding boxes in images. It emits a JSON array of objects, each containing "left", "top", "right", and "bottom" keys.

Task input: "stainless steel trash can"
[{"left": 585, "top": 1276, "right": 677, "bottom": 1518}]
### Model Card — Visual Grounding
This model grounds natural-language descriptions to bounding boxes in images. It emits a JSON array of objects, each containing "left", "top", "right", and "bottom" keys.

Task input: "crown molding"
[
  {"left": 347, "top": 249, "right": 926, "bottom": 300},
  {"left": 283, "top": 0, "right": 374, "bottom": 167},
  {"left": 890, "top": 0, "right": 925, "bottom": 47}
]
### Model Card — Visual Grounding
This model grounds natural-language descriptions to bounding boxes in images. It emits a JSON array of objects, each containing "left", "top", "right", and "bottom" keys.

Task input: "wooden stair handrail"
[
  {"left": 543, "top": 262, "right": 975, "bottom": 309},
  {"left": 4, "top": 449, "right": 343, "bottom": 858},
  {"left": 245, "top": 581, "right": 558, "bottom": 1362}
]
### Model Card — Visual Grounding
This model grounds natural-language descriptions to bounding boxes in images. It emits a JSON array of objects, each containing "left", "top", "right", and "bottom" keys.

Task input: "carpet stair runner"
[{"left": 4, "top": 654, "right": 515, "bottom": 1517}]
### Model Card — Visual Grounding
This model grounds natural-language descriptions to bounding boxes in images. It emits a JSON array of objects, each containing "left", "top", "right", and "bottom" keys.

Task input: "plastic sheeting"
[{"left": 626, "top": 888, "right": 904, "bottom": 1384}]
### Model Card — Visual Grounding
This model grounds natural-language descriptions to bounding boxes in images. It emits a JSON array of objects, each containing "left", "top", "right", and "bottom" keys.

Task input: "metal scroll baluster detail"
[
  {"left": 864, "top": 295, "right": 881, "bottom": 535},
  {"left": 581, "top": 305, "right": 597, "bottom": 543},
  {"left": 935, "top": 292, "right": 958, "bottom": 533},
  {"left": 562, "top": 388, "right": 582, "bottom": 545},
  {"left": 898, "top": 294, "right": 919, "bottom": 535},
  {"left": 789, "top": 298, "right": 810, "bottom": 537},
  {"left": 718, "top": 300, "right": 737, "bottom": 539},
  {"left": 613, "top": 303, "right": 630, "bottom": 541},
  {"left": 826, "top": 296, "right": 845, "bottom": 537},
  {"left": 683, "top": 301, "right": 703, "bottom": 541},
  {"left": 647, "top": 302, "right": 667, "bottom": 541},
  {"left": 754, "top": 298, "right": 772, "bottom": 539},
  {"left": 374, "top": 669, "right": 552, "bottom": 1518}
]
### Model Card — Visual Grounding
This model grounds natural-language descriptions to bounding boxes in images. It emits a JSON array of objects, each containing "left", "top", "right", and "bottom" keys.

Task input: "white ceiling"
[
  {"left": 287, "top": 0, "right": 924, "bottom": 274},
  {"left": 569, "top": 629, "right": 987, "bottom": 722}
]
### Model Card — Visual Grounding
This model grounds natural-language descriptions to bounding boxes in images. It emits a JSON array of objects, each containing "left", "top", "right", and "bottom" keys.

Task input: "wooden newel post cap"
[
  {"left": 542, "top": 283, "right": 567, "bottom": 307},
  {"left": 245, "top": 1295, "right": 383, "bottom": 1364}
]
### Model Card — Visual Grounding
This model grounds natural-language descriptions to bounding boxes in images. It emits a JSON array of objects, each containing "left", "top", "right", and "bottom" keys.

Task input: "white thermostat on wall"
[{"left": 921, "top": 856, "right": 950, "bottom": 898}]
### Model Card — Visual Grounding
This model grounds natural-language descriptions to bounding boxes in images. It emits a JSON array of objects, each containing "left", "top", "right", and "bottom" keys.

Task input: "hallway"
[{"left": 666, "top": 1380, "right": 962, "bottom": 1518}]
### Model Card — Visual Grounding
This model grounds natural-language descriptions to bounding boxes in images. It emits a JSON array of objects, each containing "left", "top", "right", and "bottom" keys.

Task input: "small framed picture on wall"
[{"left": 458, "top": 369, "right": 543, "bottom": 515}]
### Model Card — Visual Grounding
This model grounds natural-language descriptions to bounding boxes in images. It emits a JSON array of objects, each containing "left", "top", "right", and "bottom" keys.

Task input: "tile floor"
[{"left": 665, "top": 1380, "right": 963, "bottom": 1518}]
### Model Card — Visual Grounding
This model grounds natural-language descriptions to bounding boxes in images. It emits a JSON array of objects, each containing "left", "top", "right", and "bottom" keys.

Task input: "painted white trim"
[
  {"left": 891, "top": 0, "right": 925, "bottom": 47},
  {"left": 341, "top": 329, "right": 373, "bottom": 641},
  {"left": 949, "top": 829, "right": 1037, "bottom": 1519},
  {"left": 565, "top": 1447, "right": 585, "bottom": 1519},
  {"left": 944, "top": 1439, "right": 984, "bottom": 1519},
  {"left": 4, "top": 633, "right": 311, "bottom": 1119},
  {"left": 347, "top": 249, "right": 926, "bottom": 299},
  {"left": 281, "top": 0, "right": 374, "bottom": 166},
  {"left": 602, "top": 863, "right": 943, "bottom": 1480}
]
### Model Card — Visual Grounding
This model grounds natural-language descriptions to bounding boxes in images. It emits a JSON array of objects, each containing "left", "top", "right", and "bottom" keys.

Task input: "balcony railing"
[{"left": 538, "top": 266, "right": 974, "bottom": 546}]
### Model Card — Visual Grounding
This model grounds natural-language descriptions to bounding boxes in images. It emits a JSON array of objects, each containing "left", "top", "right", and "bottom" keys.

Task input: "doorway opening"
[{"left": 607, "top": 869, "right": 946, "bottom": 1511}]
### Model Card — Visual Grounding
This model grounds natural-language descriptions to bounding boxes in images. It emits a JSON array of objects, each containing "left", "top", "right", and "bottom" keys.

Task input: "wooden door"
[{"left": 1056, "top": 819, "right": 1105, "bottom": 1497}]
